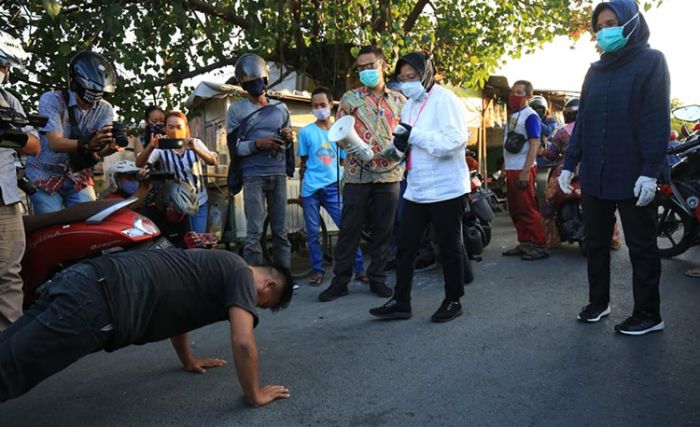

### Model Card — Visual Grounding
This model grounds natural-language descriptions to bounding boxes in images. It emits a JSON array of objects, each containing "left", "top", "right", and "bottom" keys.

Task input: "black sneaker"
[
  {"left": 369, "top": 283, "right": 393, "bottom": 298},
  {"left": 369, "top": 299, "right": 412, "bottom": 319},
  {"left": 431, "top": 300, "right": 463, "bottom": 323},
  {"left": 318, "top": 285, "right": 348, "bottom": 302},
  {"left": 576, "top": 304, "right": 611, "bottom": 322},
  {"left": 615, "top": 315, "right": 665, "bottom": 336}
]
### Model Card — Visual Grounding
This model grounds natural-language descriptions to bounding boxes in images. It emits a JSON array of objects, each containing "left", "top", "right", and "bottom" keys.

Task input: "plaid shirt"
[
  {"left": 337, "top": 86, "right": 405, "bottom": 184},
  {"left": 26, "top": 90, "right": 113, "bottom": 194}
]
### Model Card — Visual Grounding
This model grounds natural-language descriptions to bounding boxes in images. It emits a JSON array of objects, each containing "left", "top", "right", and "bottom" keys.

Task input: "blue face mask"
[
  {"left": 119, "top": 180, "right": 139, "bottom": 195},
  {"left": 596, "top": 12, "right": 639, "bottom": 53},
  {"left": 401, "top": 81, "right": 426, "bottom": 101},
  {"left": 242, "top": 79, "right": 266, "bottom": 96},
  {"left": 359, "top": 69, "right": 381, "bottom": 88}
]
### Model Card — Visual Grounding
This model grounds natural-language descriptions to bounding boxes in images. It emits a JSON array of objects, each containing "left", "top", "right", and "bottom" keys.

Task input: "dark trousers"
[
  {"left": 331, "top": 182, "right": 400, "bottom": 288},
  {"left": 394, "top": 195, "right": 466, "bottom": 304},
  {"left": 0, "top": 264, "right": 112, "bottom": 402},
  {"left": 582, "top": 195, "right": 661, "bottom": 317}
]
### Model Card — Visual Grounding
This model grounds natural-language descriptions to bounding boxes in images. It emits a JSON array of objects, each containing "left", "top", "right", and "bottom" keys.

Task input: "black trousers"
[
  {"left": 331, "top": 182, "right": 400, "bottom": 288},
  {"left": 0, "top": 264, "right": 113, "bottom": 402},
  {"left": 582, "top": 195, "right": 661, "bottom": 317},
  {"left": 393, "top": 195, "right": 466, "bottom": 304}
]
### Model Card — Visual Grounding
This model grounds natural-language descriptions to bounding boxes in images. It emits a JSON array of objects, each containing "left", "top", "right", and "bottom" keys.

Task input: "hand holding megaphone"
[
  {"left": 329, "top": 116, "right": 375, "bottom": 161},
  {"left": 392, "top": 123, "right": 412, "bottom": 154}
]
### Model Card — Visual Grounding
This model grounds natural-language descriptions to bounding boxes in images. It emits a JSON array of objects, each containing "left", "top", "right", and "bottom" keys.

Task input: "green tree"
[{"left": 0, "top": 0, "right": 662, "bottom": 122}]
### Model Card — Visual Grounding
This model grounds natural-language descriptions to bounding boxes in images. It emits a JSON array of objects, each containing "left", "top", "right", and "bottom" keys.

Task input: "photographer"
[
  {"left": 0, "top": 31, "right": 40, "bottom": 331},
  {"left": 136, "top": 111, "right": 216, "bottom": 233},
  {"left": 25, "top": 50, "right": 120, "bottom": 214},
  {"left": 140, "top": 105, "right": 165, "bottom": 150}
]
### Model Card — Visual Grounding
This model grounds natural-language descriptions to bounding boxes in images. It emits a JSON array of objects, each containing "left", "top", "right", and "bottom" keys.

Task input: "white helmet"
[
  {"left": 0, "top": 31, "right": 28, "bottom": 71},
  {"left": 107, "top": 160, "right": 140, "bottom": 193}
]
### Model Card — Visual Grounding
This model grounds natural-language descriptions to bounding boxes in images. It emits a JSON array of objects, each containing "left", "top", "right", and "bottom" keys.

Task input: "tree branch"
[
  {"left": 124, "top": 57, "right": 237, "bottom": 91},
  {"left": 184, "top": 0, "right": 254, "bottom": 29},
  {"left": 402, "top": 0, "right": 430, "bottom": 33}
]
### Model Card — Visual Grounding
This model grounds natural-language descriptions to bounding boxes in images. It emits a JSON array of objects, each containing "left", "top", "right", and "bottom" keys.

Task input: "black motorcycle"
[{"left": 655, "top": 104, "right": 700, "bottom": 258}]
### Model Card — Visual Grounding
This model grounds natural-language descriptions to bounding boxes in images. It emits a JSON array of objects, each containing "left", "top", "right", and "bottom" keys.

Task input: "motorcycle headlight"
[{"left": 121, "top": 215, "right": 160, "bottom": 238}]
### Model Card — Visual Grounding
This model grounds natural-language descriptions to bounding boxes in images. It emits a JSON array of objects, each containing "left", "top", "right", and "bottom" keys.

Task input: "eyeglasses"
[
  {"left": 397, "top": 73, "right": 420, "bottom": 83},
  {"left": 356, "top": 60, "right": 381, "bottom": 72}
]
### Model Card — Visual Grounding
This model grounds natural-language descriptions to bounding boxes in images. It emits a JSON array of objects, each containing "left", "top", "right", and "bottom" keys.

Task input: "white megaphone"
[{"left": 328, "top": 116, "right": 375, "bottom": 162}]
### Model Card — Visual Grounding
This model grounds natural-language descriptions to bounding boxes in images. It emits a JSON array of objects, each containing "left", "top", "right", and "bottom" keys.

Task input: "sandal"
[
  {"left": 309, "top": 272, "right": 324, "bottom": 286},
  {"left": 684, "top": 268, "right": 700, "bottom": 278},
  {"left": 521, "top": 250, "right": 550, "bottom": 261},
  {"left": 502, "top": 246, "right": 526, "bottom": 256},
  {"left": 354, "top": 272, "right": 369, "bottom": 284}
]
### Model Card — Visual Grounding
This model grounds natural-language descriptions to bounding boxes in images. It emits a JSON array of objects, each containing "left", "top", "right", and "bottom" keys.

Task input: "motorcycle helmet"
[
  {"left": 234, "top": 53, "right": 269, "bottom": 85},
  {"left": 528, "top": 95, "right": 548, "bottom": 119},
  {"left": 107, "top": 160, "right": 140, "bottom": 193},
  {"left": 0, "top": 31, "right": 28, "bottom": 83},
  {"left": 158, "top": 180, "right": 199, "bottom": 216},
  {"left": 563, "top": 98, "right": 580, "bottom": 124},
  {"left": 68, "top": 50, "right": 116, "bottom": 105}
]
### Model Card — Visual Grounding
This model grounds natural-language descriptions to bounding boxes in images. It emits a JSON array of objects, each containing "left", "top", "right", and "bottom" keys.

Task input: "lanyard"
[{"left": 407, "top": 86, "right": 434, "bottom": 126}]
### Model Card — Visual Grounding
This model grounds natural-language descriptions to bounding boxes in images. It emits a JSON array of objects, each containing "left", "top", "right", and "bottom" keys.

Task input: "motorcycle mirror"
[{"left": 672, "top": 105, "right": 700, "bottom": 122}]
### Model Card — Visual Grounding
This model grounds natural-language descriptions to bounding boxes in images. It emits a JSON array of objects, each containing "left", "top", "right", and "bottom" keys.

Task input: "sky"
[{"left": 497, "top": 0, "right": 700, "bottom": 105}]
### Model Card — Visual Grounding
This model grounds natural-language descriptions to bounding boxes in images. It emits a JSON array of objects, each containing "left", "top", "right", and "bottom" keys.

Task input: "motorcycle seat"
[{"left": 23, "top": 199, "right": 126, "bottom": 234}]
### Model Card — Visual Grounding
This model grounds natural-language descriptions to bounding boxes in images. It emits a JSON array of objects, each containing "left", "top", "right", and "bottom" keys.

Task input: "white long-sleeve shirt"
[{"left": 402, "top": 84, "right": 470, "bottom": 203}]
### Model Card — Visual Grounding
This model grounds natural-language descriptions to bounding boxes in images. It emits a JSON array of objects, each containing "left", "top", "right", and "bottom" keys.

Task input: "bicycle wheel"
[{"left": 261, "top": 198, "right": 329, "bottom": 279}]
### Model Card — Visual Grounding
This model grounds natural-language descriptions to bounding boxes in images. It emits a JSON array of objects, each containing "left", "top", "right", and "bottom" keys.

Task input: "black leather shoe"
[
  {"left": 369, "top": 299, "right": 412, "bottom": 319},
  {"left": 369, "top": 283, "right": 393, "bottom": 298},
  {"left": 431, "top": 300, "right": 463, "bottom": 323},
  {"left": 318, "top": 285, "right": 348, "bottom": 302}
]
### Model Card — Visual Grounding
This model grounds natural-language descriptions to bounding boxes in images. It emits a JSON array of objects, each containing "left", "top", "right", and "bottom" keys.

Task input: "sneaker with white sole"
[
  {"left": 615, "top": 315, "right": 665, "bottom": 336},
  {"left": 577, "top": 304, "right": 611, "bottom": 322}
]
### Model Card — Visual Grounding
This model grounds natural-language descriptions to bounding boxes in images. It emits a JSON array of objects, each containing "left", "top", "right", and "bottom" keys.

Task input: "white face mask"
[
  {"left": 401, "top": 81, "right": 426, "bottom": 100},
  {"left": 312, "top": 107, "right": 331, "bottom": 121}
]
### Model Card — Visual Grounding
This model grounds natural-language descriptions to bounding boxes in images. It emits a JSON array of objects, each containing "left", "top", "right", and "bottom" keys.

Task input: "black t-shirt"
[{"left": 87, "top": 249, "right": 258, "bottom": 351}]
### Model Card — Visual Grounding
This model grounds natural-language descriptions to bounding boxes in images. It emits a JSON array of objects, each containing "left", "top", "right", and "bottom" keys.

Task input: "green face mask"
[
  {"left": 596, "top": 12, "right": 639, "bottom": 53},
  {"left": 359, "top": 69, "right": 380, "bottom": 88}
]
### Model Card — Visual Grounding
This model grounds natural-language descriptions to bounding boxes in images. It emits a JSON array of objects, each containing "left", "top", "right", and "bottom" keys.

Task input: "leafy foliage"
[{"left": 0, "top": 0, "right": 661, "bottom": 122}]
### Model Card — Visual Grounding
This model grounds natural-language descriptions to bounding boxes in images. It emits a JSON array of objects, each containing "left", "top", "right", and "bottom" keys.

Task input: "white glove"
[
  {"left": 633, "top": 176, "right": 657, "bottom": 207},
  {"left": 558, "top": 170, "right": 574, "bottom": 195}
]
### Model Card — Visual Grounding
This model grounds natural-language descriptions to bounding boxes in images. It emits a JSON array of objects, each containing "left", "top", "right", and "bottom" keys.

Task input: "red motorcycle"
[{"left": 21, "top": 197, "right": 169, "bottom": 306}]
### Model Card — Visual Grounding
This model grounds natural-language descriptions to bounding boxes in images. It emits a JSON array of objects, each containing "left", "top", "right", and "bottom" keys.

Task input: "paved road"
[{"left": 3, "top": 214, "right": 700, "bottom": 426}]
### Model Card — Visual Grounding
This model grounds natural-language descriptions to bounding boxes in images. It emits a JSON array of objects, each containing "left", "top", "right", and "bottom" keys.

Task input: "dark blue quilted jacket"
[{"left": 564, "top": 0, "right": 670, "bottom": 200}]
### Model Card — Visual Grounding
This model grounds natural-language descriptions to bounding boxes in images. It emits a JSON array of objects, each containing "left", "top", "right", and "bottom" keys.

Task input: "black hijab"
[{"left": 394, "top": 52, "right": 435, "bottom": 91}]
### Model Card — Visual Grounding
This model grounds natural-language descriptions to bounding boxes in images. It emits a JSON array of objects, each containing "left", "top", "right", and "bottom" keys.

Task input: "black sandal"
[
  {"left": 521, "top": 250, "right": 550, "bottom": 261},
  {"left": 502, "top": 247, "right": 525, "bottom": 256}
]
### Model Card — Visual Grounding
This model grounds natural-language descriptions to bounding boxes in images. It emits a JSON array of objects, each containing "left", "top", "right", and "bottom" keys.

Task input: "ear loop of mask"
[{"left": 623, "top": 12, "right": 640, "bottom": 38}]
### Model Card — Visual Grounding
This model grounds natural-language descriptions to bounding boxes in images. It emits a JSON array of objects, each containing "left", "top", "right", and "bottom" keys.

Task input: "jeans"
[
  {"left": 189, "top": 202, "right": 209, "bottom": 234},
  {"left": 301, "top": 183, "right": 364, "bottom": 274},
  {"left": 393, "top": 195, "right": 466, "bottom": 304},
  {"left": 243, "top": 175, "right": 291, "bottom": 268},
  {"left": 582, "top": 195, "right": 662, "bottom": 317},
  {"left": 30, "top": 180, "right": 96, "bottom": 214},
  {"left": 330, "top": 182, "right": 400, "bottom": 288},
  {"left": 0, "top": 263, "right": 113, "bottom": 402},
  {"left": 0, "top": 204, "right": 25, "bottom": 330}
]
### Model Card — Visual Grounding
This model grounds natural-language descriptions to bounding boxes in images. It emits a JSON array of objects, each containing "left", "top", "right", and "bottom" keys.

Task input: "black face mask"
[
  {"left": 242, "top": 79, "right": 266, "bottom": 96},
  {"left": 76, "top": 85, "right": 103, "bottom": 106}
]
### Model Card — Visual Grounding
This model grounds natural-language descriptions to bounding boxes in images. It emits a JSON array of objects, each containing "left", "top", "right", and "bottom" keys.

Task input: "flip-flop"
[
  {"left": 354, "top": 272, "right": 370, "bottom": 284},
  {"left": 684, "top": 268, "right": 700, "bottom": 278},
  {"left": 502, "top": 247, "right": 525, "bottom": 256},
  {"left": 521, "top": 250, "right": 550, "bottom": 261},
  {"left": 309, "top": 272, "right": 324, "bottom": 286}
]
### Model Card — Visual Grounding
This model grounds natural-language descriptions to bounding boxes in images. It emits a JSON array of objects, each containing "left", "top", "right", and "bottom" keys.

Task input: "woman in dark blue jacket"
[{"left": 559, "top": 0, "right": 670, "bottom": 335}]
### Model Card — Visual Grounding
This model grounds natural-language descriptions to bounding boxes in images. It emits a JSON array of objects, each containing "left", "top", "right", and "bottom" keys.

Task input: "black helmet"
[
  {"left": 0, "top": 31, "right": 28, "bottom": 71},
  {"left": 528, "top": 95, "right": 548, "bottom": 119},
  {"left": 234, "top": 53, "right": 269, "bottom": 84},
  {"left": 158, "top": 180, "right": 199, "bottom": 216},
  {"left": 563, "top": 98, "right": 580, "bottom": 124},
  {"left": 68, "top": 50, "right": 116, "bottom": 105}
]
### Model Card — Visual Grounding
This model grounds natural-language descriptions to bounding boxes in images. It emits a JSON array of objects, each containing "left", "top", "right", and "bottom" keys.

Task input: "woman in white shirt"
[
  {"left": 136, "top": 111, "right": 217, "bottom": 233},
  {"left": 369, "top": 52, "right": 470, "bottom": 323}
]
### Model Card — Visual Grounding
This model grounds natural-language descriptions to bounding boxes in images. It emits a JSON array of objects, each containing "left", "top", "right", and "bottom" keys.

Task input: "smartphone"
[{"left": 158, "top": 138, "right": 184, "bottom": 149}]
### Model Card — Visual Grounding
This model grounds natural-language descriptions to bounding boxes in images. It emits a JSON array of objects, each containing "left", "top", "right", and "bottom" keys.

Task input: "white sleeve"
[
  {"left": 147, "top": 148, "right": 161, "bottom": 164},
  {"left": 408, "top": 91, "right": 468, "bottom": 158},
  {"left": 193, "top": 138, "right": 213, "bottom": 155}
]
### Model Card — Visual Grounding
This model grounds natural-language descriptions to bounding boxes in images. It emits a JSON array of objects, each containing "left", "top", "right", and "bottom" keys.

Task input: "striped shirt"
[{"left": 147, "top": 138, "right": 212, "bottom": 206}]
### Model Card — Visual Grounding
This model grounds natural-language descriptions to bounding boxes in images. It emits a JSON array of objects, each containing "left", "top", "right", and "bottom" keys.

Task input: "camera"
[
  {"left": 111, "top": 121, "right": 129, "bottom": 147},
  {"left": 144, "top": 123, "right": 166, "bottom": 147},
  {"left": 0, "top": 107, "right": 48, "bottom": 150}
]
